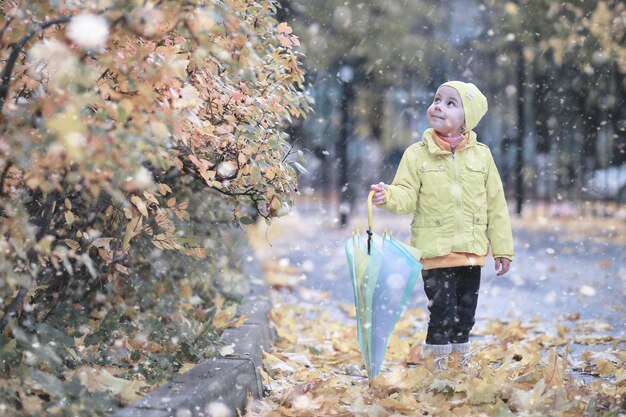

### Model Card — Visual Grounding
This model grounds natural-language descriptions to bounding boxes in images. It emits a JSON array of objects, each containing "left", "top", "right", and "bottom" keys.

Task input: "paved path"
[{"left": 249, "top": 196, "right": 626, "bottom": 365}]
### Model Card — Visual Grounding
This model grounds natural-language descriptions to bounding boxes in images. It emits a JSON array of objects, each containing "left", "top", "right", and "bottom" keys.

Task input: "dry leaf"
[{"left": 130, "top": 195, "right": 148, "bottom": 217}]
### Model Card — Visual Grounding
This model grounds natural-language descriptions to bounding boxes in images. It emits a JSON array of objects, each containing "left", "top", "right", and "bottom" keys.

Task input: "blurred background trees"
[{"left": 279, "top": 0, "right": 625, "bottom": 217}]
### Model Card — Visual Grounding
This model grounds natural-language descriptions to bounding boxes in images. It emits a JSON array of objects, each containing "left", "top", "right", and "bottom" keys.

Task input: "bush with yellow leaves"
[{"left": 0, "top": 0, "right": 310, "bottom": 414}]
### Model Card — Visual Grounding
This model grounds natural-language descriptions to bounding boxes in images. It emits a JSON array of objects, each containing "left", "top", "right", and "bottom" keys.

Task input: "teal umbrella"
[{"left": 345, "top": 191, "right": 423, "bottom": 381}]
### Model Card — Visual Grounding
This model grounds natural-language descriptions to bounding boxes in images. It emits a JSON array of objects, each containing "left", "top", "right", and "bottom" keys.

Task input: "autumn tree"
[
  {"left": 0, "top": 0, "right": 309, "bottom": 414},
  {"left": 471, "top": 0, "right": 625, "bottom": 190}
]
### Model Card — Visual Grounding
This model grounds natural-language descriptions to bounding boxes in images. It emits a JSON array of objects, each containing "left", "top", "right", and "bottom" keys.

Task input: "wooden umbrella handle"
[{"left": 367, "top": 190, "right": 375, "bottom": 232}]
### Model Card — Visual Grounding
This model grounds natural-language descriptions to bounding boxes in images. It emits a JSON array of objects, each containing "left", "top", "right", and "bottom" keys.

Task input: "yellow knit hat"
[{"left": 441, "top": 81, "right": 488, "bottom": 132}]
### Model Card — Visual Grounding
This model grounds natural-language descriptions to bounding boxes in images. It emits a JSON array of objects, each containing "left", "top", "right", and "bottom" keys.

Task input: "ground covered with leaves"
[
  {"left": 245, "top": 200, "right": 625, "bottom": 417},
  {"left": 245, "top": 297, "right": 624, "bottom": 416}
]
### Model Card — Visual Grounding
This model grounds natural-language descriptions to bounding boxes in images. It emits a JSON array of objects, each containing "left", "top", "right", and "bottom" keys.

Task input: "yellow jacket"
[{"left": 381, "top": 129, "right": 514, "bottom": 261}]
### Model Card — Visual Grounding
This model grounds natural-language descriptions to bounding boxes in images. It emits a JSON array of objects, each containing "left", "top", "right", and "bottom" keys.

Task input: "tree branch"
[{"left": 0, "top": 16, "right": 72, "bottom": 114}]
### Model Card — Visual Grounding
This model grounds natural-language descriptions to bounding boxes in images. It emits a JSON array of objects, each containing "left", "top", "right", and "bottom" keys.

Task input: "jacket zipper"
[{"left": 451, "top": 152, "right": 463, "bottom": 250}]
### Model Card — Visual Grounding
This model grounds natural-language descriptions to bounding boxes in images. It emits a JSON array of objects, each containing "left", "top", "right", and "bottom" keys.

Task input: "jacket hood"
[{"left": 441, "top": 81, "right": 488, "bottom": 132}]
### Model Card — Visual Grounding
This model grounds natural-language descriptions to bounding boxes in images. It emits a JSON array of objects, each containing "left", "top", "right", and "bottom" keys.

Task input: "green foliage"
[{"left": 0, "top": 0, "right": 310, "bottom": 414}]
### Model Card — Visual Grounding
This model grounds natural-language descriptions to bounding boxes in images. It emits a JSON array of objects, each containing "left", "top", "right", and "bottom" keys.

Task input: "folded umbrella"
[{"left": 345, "top": 191, "right": 423, "bottom": 381}]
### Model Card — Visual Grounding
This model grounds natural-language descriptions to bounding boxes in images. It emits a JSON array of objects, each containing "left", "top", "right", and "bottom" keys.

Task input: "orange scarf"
[{"left": 432, "top": 132, "right": 469, "bottom": 153}]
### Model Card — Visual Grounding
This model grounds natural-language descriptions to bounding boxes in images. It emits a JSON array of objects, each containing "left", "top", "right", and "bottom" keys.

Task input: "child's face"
[{"left": 427, "top": 86, "right": 465, "bottom": 136}]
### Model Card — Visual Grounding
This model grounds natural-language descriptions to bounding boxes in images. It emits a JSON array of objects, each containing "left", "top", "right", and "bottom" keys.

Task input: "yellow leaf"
[
  {"left": 97, "top": 247, "right": 112, "bottom": 262},
  {"left": 175, "top": 209, "right": 187, "bottom": 220},
  {"left": 131, "top": 195, "right": 148, "bottom": 217},
  {"left": 71, "top": 367, "right": 149, "bottom": 403},
  {"left": 36, "top": 235, "right": 55, "bottom": 253},
  {"left": 122, "top": 216, "right": 142, "bottom": 251},
  {"left": 64, "top": 239, "right": 80, "bottom": 251},
  {"left": 377, "top": 393, "right": 420, "bottom": 414},
  {"left": 212, "top": 305, "right": 238, "bottom": 330},
  {"left": 178, "top": 362, "right": 195, "bottom": 374},
  {"left": 229, "top": 314, "right": 248, "bottom": 329},
  {"left": 65, "top": 211, "right": 75, "bottom": 226},
  {"left": 167, "top": 197, "right": 176, "bottom": 207},
  {"left": 277, "top": 22, "right": 293, "bottom": 34},
  {"left": 277, "top": 34, "right": 293, "bottom": 48},
  {"left": 91, "top": 238, "right": 114, "bottom": 249},
  {"left": 64, "top": 198, "right": 72, "bottom": 210},
  {"left": 260, "top": 368, "right": 271, "bottom": 385},
  {"left": 157, "top": 183, "right": 172, "bottom": 195},
  {"left": 468, "top": 378, "right": 498, "bottom": 405},
  {"left": 143, "top": 191, "right": 159, "bottom": 205},
  {"left": 114, "top": 263, "right": 129, "bottom": 275},
  {"left": 543, "top": 349, "right": 566, "bottom": 388},
  {"left": 270, "top": 197, "right": 281, "bottom": 211}
]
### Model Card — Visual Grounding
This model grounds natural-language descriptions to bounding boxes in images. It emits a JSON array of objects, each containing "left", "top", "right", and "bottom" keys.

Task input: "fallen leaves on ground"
[
  {"left": 511, "top": 203, "right": 626, "bottom": 246},
  {"left": 244, "top": 202, "right": 625, "bottom": 416},
  {"left": 245, "top": 295, "right": 625, "bottom": 417}
]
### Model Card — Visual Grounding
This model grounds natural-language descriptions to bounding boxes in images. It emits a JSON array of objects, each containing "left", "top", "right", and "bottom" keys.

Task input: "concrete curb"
[{"left": 114, "top": 240, "right": 272, "bottom": 417}]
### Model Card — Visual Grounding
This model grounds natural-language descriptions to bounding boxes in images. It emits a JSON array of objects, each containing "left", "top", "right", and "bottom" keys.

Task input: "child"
[{"left": 370, "top": 81, "right": 514, "bottom": 370}]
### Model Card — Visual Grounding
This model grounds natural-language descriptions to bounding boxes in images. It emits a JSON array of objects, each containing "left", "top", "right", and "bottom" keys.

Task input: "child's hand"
[
  {"left": 370, "top": 182, "right": 387, "bottom": 206},
  {"left": 495, "top": 257, "right": 511, "bottom": 276}
]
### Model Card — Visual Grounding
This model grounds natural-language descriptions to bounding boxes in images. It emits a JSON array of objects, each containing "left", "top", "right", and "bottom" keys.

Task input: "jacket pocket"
[
  {"left": 471, "top": 212, "right": 489, "bottom": 255},
  {"left": 465, "top": 161, "right": 487, "bottom": 173},
  {"left": 413, "top": 216, "right": 444, "bottom": 228},
  {"left": 419, "top": 162, "right": 447, "bottom": 188},
  {"left": 465, "top": 161, "right": 487, "bottom": 181},
  {"left": 411, "top": 216, "right": 444, "bottom": 257}
]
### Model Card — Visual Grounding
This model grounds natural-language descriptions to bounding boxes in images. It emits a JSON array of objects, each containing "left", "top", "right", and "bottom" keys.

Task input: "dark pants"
[{"left": 421, "top": 266, "right": 481, "bottom": 345}]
